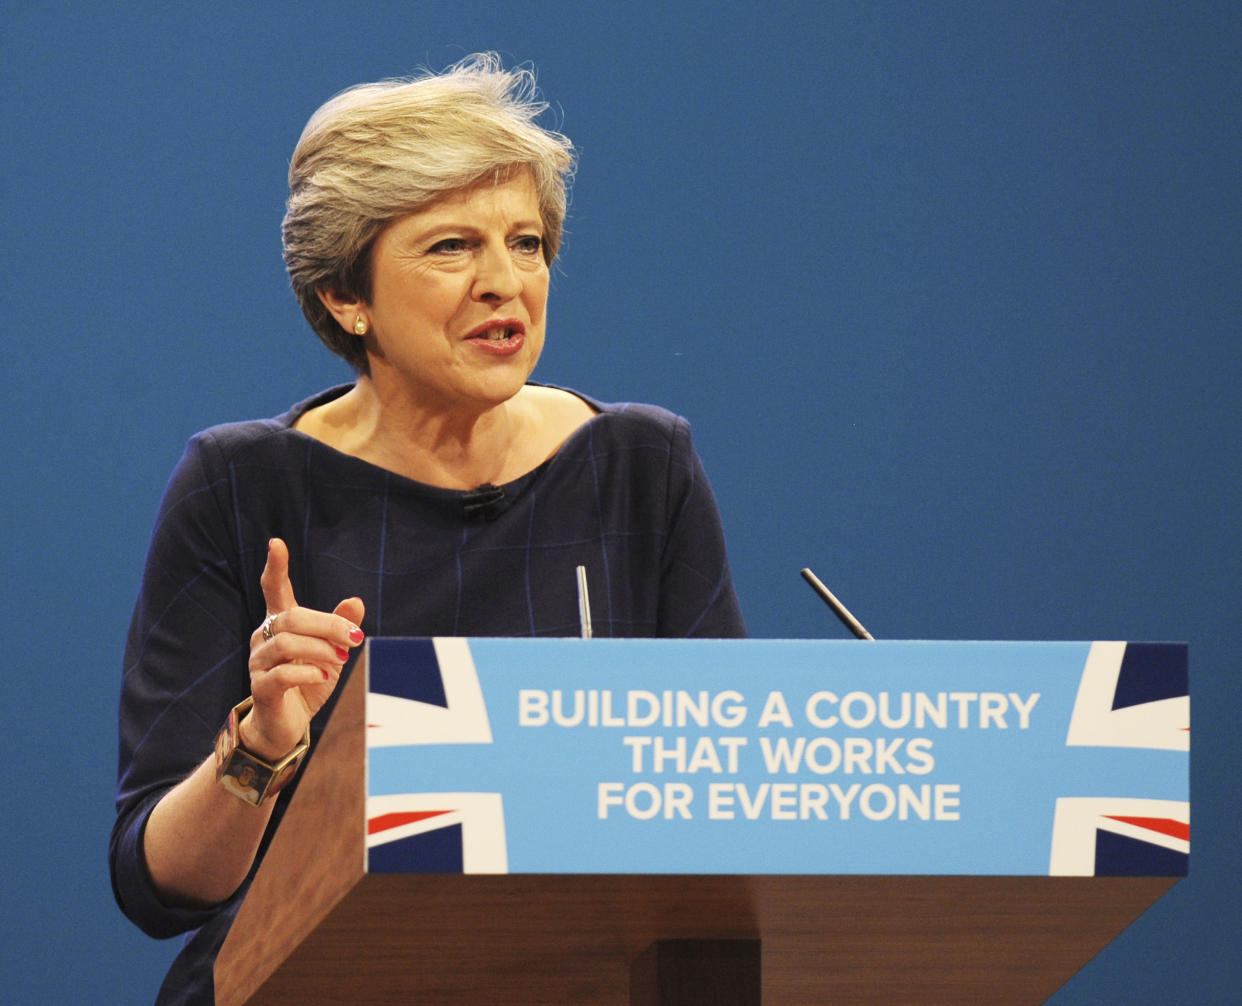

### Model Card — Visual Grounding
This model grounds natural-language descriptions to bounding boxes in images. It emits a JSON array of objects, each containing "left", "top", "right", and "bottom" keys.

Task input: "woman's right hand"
[
  {"left": 143, "top": 538, "right": 366, "bottom": 906},
  {"left": 241, "top": 538, "right": 365, "bottom": 761}
]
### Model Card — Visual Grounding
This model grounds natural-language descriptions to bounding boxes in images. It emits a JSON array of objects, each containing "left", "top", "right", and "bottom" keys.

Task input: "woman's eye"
[
  {"left": 512, "top": 235, "right": 543, "bottom": 255},
  {"left": 428, "top": 238, "right": 468, "bottom": 254}
]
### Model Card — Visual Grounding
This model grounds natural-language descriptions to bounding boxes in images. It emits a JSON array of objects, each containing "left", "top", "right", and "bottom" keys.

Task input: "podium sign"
[
  {"left": 366, "top": 638, "right": 1188, "bottom": 879},
  {"left": 216, "top": 639, "right": 1187, "bottom": 1006}
]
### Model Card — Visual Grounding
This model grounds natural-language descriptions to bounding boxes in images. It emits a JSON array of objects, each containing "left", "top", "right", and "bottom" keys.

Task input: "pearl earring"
[{"left": 353, "top": 316, "right": 368, "bottom": 336}]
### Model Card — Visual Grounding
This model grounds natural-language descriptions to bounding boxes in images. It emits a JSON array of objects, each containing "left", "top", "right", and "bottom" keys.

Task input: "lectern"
[{"left": 215, "top": 639, "right": 1188, "bottom": 1004}]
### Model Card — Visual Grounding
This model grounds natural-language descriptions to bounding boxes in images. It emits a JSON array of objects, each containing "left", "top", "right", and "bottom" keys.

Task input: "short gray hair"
[{"left": 282, "top": 53, "right": 575, "bottom": 372}]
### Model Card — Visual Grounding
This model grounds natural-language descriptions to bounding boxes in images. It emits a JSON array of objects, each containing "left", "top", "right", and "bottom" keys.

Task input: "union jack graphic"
[
  {"left": 1050, "top": 641, "right": 1189, "bottom": 876},
  {"left": 365, "top": 637, "right": 507, "bottom": 874}
]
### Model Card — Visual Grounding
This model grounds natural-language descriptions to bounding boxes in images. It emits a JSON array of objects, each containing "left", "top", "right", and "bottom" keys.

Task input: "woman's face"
[{"left": 361, "top": 169, "right": 549, "bottom": 415}]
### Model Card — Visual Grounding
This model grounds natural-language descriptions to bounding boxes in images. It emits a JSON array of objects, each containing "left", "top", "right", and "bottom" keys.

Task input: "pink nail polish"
[
  {"left": 348, "top": 627, "right": 365, "bottom": 644},
  {"left": 322, "top": 669, "right": 331, "bottom": 681},
  {"left": 335, "top": 647, "right": 350, "bottom": 661}
]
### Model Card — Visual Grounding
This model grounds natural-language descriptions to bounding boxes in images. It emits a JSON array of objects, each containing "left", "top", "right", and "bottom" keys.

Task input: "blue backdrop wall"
[{"left": 2, "top": 2, "right": 1238, "bottom": 1002}]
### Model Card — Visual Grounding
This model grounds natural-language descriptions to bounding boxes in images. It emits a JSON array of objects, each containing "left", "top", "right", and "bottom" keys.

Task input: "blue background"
[{"left": 1, "top": 1, "right": 1237, "bottom": 1002}]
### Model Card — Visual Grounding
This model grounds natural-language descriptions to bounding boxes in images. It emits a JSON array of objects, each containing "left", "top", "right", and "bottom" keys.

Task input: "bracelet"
[{"left": 213, "top": 697, "right": 310, "bottom": 806}]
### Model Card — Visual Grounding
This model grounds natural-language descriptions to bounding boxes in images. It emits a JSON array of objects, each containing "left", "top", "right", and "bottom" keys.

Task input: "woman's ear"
[{"left": 317, "top": 287, "right": 369, "bottom": 336}]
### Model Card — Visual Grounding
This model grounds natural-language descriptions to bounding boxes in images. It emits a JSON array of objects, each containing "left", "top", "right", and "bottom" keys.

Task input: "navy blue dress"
[{"left": 111, "top": 384, "right": 745, "bottom": 1004}]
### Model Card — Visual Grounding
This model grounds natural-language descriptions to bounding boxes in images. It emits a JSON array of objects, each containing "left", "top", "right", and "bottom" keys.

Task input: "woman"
[{"left": 111, "top": 54, "right": 744, "bottom": 1004}]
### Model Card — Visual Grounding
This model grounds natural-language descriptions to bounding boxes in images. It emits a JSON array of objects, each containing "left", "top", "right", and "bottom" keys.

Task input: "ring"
[{"left": 261, "top": 613, "right": 279, "bottom": 641}]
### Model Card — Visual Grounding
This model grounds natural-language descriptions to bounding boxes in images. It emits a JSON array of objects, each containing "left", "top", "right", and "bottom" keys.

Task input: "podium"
[{"left": 215, "top": 639, "right": 1188, "bottom": 1004}]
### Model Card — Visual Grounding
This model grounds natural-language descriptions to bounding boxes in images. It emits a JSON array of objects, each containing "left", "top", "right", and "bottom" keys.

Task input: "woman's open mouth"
[{"left": 466, "top": 321, "right": 526, "bottom": 355}]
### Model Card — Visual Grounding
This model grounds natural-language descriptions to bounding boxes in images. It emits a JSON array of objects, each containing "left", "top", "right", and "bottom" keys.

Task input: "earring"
[{"left": 353, "top": 315, "right": 368, "bottom": 336}]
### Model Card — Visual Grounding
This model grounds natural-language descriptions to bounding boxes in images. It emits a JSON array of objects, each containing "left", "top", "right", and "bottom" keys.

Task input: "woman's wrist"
[
  {"left": 237, "top": 708, "right": 299, "bottom": 763},
  {"left": 215, "top": 699, "right": 309, "bottom": 807}
]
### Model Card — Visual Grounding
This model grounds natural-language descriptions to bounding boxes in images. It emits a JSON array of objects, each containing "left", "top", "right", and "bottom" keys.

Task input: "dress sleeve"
[
  {"left": 657, "top": 416, "right": 747, "bottom": 638},
  {"left": 109, "top": 432, "right": 259, "bottom": 938}
]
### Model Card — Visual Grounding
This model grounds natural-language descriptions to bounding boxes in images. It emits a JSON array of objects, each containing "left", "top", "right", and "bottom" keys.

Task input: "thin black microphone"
[
  {"left": 462, "top": 483, "right": 507, "bottom": 521},
  {"left": 800, "top": 568, "right": 875, "bottom": 640}
]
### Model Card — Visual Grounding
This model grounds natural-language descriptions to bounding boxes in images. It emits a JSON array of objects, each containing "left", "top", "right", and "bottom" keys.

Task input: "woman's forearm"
[
  {"left": 142, "top": 753, "right": 277, "bottom": 908},
  {"left": 140, "top": 540, "right": 364, "bottom": 909}
]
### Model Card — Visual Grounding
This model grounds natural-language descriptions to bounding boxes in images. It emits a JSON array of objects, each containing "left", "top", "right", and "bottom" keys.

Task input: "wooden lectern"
[{"left": 215, "top": 639, "right": 1185, "bottom": 1005}]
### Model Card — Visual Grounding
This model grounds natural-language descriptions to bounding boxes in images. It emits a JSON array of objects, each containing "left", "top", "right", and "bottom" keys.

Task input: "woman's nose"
[{"left": 472, "top": 245, "right": 522, "bottom": 303}]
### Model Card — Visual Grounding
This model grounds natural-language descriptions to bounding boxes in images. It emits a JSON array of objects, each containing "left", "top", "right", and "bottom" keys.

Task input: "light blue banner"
[{"left": 366, "top": 639, "right": 1188, "bottom": 877}]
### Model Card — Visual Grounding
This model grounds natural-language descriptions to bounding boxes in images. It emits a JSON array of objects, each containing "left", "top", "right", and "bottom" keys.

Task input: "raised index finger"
[{"left": 260, "top": 537, "right": 299, "bottom": 615}]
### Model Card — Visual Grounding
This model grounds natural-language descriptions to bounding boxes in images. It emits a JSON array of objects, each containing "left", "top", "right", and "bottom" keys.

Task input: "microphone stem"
[
  {"left": 576, "top": 565, "right": 593, "bottom": 639},
  {"left": 800, "top": 568, "right": 875, "bottom": 640}
]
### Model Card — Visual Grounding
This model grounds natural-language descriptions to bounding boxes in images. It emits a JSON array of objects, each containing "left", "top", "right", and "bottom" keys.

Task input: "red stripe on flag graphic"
[
  {"left": 1104, "top": 815, "right": 1189, "bottom": 841},
  {"left": 367, "top": 810, "right": 453, "bottom": 835}
]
